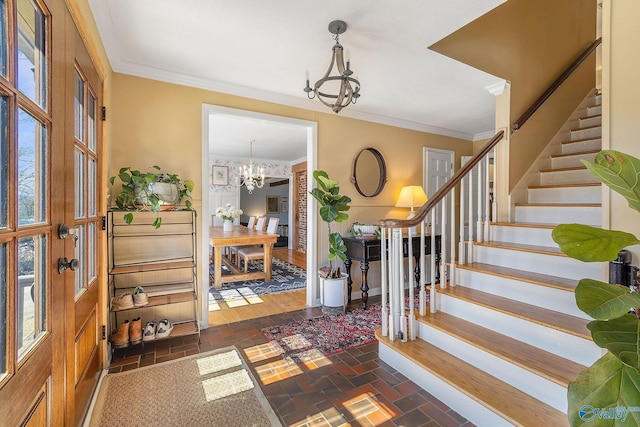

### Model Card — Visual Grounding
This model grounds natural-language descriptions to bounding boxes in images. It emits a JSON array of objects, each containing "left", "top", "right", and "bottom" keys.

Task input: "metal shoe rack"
[{"left": 107, "top": 210, "right": 200, "bottom": 345}]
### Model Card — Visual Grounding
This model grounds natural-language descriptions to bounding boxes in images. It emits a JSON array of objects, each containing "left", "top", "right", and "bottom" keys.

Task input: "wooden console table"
[{"left": 343, "top": 235, "right": 441, "bottom": 309}]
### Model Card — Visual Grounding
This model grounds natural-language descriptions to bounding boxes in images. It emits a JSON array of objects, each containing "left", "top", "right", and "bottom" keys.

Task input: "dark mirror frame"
[{"left": 351, "top": 147, "right": 387, "bottom": 197}]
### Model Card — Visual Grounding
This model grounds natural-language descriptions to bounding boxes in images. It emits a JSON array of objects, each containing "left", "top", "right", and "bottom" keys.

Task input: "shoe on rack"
[
  {"left": 133, "top": 286, "right": 148, "bottom": 307},
  {"left": 129, "top": 317, "right": 142, "bottom": 345},
  {"left": 111, "top": 293, "right": 134, "bottom": 310},
  {"left": 156, "top": 319, "right": 174, "bottom": 339},
  {"left": 142, "top": 321, "right": 157, "bottom": 342},
  {"left": 111, "top": 320, "right": 130, "bottom": 349}
]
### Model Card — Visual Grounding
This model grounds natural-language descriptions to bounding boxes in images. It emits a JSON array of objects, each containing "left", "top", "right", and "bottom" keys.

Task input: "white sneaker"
[
  {"left": 156, "top": 319, "right": 174, "bottom": 339},
  {"left": 142, "top": 321, "right": 157, "bottom": 342},
  {"left": 133, "top": 286, "right": 148, "bottom": 307},
  {"left": 111, "top": 293, "right": 134, "bottom": 310}
]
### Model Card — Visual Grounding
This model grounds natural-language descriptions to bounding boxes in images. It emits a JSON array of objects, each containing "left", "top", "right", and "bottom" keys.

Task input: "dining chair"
[
  {"left": 247, "top": 216, "right": 256, "bottom": 229},
  {"left": 254, "top": 216, "right": 267, "bottom": 231},
  {"left": 238, "top": 218, "right": 279, "bottom": 273},
  {"left": 230, "top": 216, "right": 265, "bottom": 265}
]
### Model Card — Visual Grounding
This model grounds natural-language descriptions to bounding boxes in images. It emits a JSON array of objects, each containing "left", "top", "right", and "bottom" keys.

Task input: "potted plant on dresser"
[
  {"left": 109, "top": 165, "right": 194, "bottom": 228},
  {"left": 310, "top": 170, "right": 351, "bottom": 315}
]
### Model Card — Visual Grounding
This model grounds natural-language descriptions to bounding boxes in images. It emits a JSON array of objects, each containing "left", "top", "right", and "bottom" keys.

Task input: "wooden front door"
[
  {"left": 65, "top": 20, "right": 104, "bottom": 426},
  {"left": 0, "top": 1, "right": 104, "bottom": 425}
]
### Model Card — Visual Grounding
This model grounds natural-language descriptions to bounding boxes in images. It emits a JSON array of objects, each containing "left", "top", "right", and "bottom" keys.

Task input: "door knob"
[{"left": 58, "top": 257, "right": 79, "bottom": 274}]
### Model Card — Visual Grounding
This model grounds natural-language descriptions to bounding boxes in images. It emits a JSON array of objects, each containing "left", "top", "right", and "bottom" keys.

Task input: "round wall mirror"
[{"left": 351, "top": 147, "right": 387, "bottom": 197}]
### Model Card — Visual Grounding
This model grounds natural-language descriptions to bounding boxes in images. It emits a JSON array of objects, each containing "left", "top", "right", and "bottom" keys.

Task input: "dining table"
[{"left": 209, "top": 225, "right": 279, "bottom": 289}]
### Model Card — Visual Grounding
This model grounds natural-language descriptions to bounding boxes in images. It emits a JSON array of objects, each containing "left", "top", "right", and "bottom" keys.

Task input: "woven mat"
[{"left": 89, "top": 347, "right": 281, "bottom": 427}]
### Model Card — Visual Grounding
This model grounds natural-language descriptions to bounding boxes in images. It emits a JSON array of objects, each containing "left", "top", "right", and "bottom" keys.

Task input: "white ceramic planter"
[{"left": 319, "top": 273, "right": 348, "bottom": 315}]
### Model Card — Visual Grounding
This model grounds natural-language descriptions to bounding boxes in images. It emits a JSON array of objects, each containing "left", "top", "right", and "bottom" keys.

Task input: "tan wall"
[
  {"left": 109, "top": 73, "right": 473, "bottom": 286},
  {"left": 430, "top": 0, "right": 597, "bottom": 191},
  {"left": 609, "top": 0, "right": 640, "bottom": 262}
]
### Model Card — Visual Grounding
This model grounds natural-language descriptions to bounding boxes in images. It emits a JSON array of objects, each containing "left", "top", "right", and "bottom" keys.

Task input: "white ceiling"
[{"left": 89, "top": 0, "right": 506, "bottom": 160}]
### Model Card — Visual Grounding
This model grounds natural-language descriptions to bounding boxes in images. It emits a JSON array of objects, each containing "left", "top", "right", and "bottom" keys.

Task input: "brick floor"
[{"left": 109, "top": 296, "right": 475, "bottom": 427}]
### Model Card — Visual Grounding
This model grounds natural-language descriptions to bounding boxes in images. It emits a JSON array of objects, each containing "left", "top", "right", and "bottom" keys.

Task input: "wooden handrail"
[
  {"left": 380, "top": 129, "right": 504, "bottom": 228},
  {"left": 512, "top": 37, "right": 601, "bottom": 133},
  {"left": 380, "top": 37, "right": 601, "bottom": 229}
]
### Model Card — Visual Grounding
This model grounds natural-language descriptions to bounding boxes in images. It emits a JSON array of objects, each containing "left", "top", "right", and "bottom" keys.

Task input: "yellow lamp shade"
[{"left": 395, "top": 185, "right": 428, "bottom": 212}]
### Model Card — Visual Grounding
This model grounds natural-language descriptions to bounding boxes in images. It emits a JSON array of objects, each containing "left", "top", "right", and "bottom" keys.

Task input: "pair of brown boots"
[{"left": 111, "top": 317, "right": 142, "bottom": 349}]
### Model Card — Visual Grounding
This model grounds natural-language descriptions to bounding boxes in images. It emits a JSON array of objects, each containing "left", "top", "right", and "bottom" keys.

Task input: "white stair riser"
[
  {"left": 473, "top": 245, "right": 602, "bottom": 280},
  {"left": 439, "top": 294, "right": 601, "bottom": 366},
  {"left": 540, "top": 168, "right": 599, "bottom": 185},
  {"left": 418, "top": 323, "right": 568, "bottom": 412},
  {"left": 456, "top": 268, "right": 588, "bottom": 319},
  {"left": 586, "top": 105, "right": 602, "bottom": 116},
  {"left": 551, "top": 152, "right": 597, "bottom": 169},
  {"left": 378, "top": 342, "right": 513, "bottom": 427},
  {"left": 489, "top": 224, "right": 555, "bottom": 246},
  {"left": 578, "top": 116, "right": 601, "bottom": 128},
  {"left": 528, "top": 186, "right": 601, "bottom": 204},
  {"left": 514, "top": 205, "right": 601, "bottom": 226},
  {"left": 571, "top": 126, "right": 601, "bottom": 141},
  {"left": 562, "top": 138, "right": 601, "bottom": 154}
]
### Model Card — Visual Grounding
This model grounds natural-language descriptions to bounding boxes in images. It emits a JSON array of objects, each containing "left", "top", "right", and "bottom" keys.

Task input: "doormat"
[{"left": 89, "top": 346, "right": 280, "bottom": 427}]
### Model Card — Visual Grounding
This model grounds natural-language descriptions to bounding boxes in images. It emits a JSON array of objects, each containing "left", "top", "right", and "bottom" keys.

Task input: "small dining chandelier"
[
  {"left": 304, "top": 20, "right": 361, "bottom": 114},
  {"left": 238, "top": 139, "right": 265, "bottom": 194}
]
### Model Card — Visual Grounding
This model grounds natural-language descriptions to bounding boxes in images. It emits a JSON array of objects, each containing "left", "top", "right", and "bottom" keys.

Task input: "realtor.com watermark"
[{"left": 579, "top": 405, "right": 640, "bottom": 423}]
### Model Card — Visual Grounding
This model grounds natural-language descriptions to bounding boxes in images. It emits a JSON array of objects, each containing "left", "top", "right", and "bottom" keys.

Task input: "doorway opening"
[{"left": 200, "top": 105, "right": 318, "bottom": 328}]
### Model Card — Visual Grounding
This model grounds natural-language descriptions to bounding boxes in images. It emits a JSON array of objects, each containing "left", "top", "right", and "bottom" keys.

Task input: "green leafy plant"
[
  {"left": 109, "top": 165, "right": 194, "bottom": 228},
  {"left": 552, "top": 150, "right": 640, "bottom": 426},
  {"left": 309, "top": 170, "right": 351, "bottom": 278}
]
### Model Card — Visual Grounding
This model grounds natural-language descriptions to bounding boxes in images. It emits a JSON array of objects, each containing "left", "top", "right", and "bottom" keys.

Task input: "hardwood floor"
[{"left": 208, "top": 248, "right": 308, "bottom": 326}]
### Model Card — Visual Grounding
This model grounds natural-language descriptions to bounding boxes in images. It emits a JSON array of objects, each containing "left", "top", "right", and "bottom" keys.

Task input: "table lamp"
[{"left": 395, "top": 185, "right": 428, "bottom": 220}]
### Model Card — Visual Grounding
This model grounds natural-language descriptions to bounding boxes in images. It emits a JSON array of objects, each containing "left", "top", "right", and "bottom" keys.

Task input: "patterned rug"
[
  {"left": 209, "top": 258, "right": 306, "bottom": 304},
  {"left": 89, "top": 346, "right": 280, "bottom": 426},
  {"left": 261, "top": 295, "right": 425, "bottom": 363}
]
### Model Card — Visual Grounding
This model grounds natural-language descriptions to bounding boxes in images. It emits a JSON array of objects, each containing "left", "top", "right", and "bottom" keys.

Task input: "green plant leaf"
[
  {"left": 588, "top": 314, "right": 640, "bottom": 371},
  {"left": 575, "top": 279, "right": 640, "bottom": 319},
  {"left": 552, "top": 224, "right": 640, "bottom": 262},
  {"left": 568, "top": 352, "right": 640, "bottom": 426},
  {"left": 584, "top": 150, "right": 640, "bottom": 214},
  {"left": 152, "top": 217, "right": 162, "bottom": 229},
  {"left": 123, "top": 212, "right": 133, "bottom": 225}
]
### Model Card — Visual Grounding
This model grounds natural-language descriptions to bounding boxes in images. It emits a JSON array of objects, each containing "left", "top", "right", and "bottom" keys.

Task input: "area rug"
[
  {"left": 261, "top": 295, "right": 425, "bottom": 364},
  {"left": 89, "top": 347, "right": 281, "bottom": 427},
  {"left": 209, "top": 257, "right": 306, "bottom": 303}
]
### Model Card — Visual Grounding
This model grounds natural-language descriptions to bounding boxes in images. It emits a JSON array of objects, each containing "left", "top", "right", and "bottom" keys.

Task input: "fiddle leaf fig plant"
[
  {"left": 552, "top": 150, "right": 640, "bottom": 426},
  {"left": 310, "top": 170, "right": 351, "bottom": 279},
  {"left": 109, "top": 165, "right": 194, "bottom": 228}
]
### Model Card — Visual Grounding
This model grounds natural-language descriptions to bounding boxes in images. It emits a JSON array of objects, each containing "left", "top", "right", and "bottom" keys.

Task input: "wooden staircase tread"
[
  {"left": 514, "top": 203, "right": 601, "bottom": 207},
  {"left": 376, "top": 330, "right": 570, "bottom": 427},
  {"left": 457, "top": 262, "right": 576, "bottom": 290},
  {"left": 474, "top": 240, "right": 565, "bottom": 256},
  {"left": 440, "top": 286, "right": 591, "bottom": 340},
  {"left": 418, "top": 311, "right": 585, "bottom": 386},
  {"left": 540, "top": 166, "right": 587, "bottom": 173},
  {"left": 579, "top": 113, "right": 602, "bottom": 120},
  {"left": 550, "top": 150, "right": 599, "bottom": 158},
  {"left": 528, "top": 183, "right": 600, "bottom": 189}
]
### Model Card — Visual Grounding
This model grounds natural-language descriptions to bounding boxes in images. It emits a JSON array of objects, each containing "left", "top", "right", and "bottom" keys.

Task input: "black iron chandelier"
[{"left": 304, "top": 20, "right": 361, "bottom": 114}]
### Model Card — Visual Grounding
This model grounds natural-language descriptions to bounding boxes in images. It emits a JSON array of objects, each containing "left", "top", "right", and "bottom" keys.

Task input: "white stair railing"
[{"left": 379, "top": 132, "right": 504, "bottom": 341}]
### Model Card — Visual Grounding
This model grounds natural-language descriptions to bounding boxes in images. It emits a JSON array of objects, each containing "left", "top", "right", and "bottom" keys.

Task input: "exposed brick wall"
[{"left": 296, "top": 170, "right": 307, "bottom": 252}]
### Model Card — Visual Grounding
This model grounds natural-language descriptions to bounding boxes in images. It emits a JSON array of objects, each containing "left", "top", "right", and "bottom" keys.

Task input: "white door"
[{"left": 423, "top": 148, "right": 454, "bottom": 231}]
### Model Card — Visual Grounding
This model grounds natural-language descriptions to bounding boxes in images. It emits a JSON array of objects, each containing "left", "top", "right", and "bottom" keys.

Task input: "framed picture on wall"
[
  {"left": 281, "top": 202, "right": 288, "bottom": 213},
  {"left": 212, "top": 165, "right": 229, "bottom": 186},
  {"left": 266, "top": 196, "right": 280, "bottom": 214}
]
